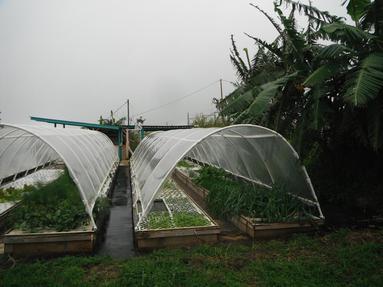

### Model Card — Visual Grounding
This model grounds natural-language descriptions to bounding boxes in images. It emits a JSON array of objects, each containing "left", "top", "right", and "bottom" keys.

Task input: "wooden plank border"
[
  {"left": 173, "top": 168, "right": 324, "bottom": 239},
  {"left": 134, "top": 173, "right": 220, "bottom": 250},
  {"left": 4, "top": 226, "right": 96, "bottom": 257}
]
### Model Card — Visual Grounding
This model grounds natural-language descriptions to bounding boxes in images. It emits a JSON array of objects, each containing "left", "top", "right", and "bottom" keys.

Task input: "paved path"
[{"left": 97, "top": 166, "right": 135, "bottom": 258}]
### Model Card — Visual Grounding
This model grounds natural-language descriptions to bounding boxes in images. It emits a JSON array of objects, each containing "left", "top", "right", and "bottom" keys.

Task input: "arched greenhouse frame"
[
  {"left": 0, "top": 124, "right": 119, "bottom": 228},
  {"left": 131, "top": 124, "right": 324, "bottom": 226}
]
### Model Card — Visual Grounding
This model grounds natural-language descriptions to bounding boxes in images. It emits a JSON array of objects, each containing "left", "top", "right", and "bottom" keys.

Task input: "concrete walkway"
[{"left": 97, "top": 165, "right": 135, "bottom": 258}]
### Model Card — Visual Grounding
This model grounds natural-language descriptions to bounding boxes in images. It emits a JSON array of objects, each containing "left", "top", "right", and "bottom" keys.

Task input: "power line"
[
  {"left": 114, "top": 102, "right": 127, "bottom": 114},
  {"left": 221, "top": 79, "right": 236, "bottom": 85},
  {"left": 131, "top": 79, "right": 219, "bottom": 118},
  {"left": 103, "top": 78, "right": 234, "bottom": 121}
]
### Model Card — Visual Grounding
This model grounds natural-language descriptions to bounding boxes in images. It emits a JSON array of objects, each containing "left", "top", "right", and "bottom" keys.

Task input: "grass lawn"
[{"left": 1, "top": 228, "right": 382, "bottom": 287}]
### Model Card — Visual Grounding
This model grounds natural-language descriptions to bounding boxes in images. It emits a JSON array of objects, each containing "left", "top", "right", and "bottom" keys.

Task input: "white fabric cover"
[
  {"left": 0, "top": 124, "right": 119, "bottom": 227},
  {"left": 131, "top": 124, "right": 322, "bottom": 221}
]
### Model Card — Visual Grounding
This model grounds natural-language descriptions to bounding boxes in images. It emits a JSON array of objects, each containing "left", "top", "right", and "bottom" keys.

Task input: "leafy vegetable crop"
[
  {"left": 146, "top": 211, "right": 210, "bottom": 230},
  {"left": 0, "top": 187, "right": 26, "bottom": 203},
  {"left": 11, "top": 169, "right": 89, "bottom": 232},
  {"left": 194, "top": 166, "right": 313, "bottom": 222}
]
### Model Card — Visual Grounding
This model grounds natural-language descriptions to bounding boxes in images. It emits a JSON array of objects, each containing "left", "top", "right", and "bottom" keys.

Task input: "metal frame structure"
[
  {"left": 0, "top": 124, "right": 119, "bottom": 229},
  {"left": 31, "top": 116, "right": 193, "bottom": 160},
  {"left": 131, "top": 124, "right": 324, "bottom": 226}
]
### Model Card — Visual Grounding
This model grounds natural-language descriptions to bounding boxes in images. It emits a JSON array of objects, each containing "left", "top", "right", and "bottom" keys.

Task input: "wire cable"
[
  {"left": 114, "top": 102, "right": 127, "bottom": 114},
  {"left": 131, "top": 80, "right": 219, "bottom": 118}
]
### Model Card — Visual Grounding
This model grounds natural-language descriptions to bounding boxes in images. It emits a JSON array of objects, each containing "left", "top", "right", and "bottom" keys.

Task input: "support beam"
[{"left": 140, "top": 128, "right": 145, "bottom": 140}]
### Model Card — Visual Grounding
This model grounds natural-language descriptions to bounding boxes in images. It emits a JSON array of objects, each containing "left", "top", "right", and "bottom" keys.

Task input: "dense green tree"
[{"left": 220, "top": 0, "right": 383, "bottom": 220}]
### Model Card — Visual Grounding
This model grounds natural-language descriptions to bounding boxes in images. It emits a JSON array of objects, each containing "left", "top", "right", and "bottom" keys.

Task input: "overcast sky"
[{"left": 0, "top": 0, "right": 348, "bottom": 125}]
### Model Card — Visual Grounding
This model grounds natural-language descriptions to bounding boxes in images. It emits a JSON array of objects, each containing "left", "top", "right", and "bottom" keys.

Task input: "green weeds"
[
  {"left": 1, "top": 229, "right": 382, "bottom": 287},
  {"left": 194, "top": 166, "right": 312, "bottom": 222}
]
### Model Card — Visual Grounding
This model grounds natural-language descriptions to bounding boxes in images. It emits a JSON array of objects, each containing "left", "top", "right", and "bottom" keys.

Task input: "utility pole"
[
  {"left": 187, "top": 112, "right": 190, "bottom": 126},
  {"left": 127, "top": 99, "right": 130, "bottom": 126},
  {"left": 219, "top": 79, "right": 223, "bottom": 100},
  {"left": 219, "top": 79, "right": 225, "bottom": 123}
]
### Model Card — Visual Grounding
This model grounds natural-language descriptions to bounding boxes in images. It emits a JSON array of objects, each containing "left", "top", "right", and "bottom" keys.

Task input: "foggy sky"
[{"left": 0, "top": 0, "right": 348, "bottom": 125}]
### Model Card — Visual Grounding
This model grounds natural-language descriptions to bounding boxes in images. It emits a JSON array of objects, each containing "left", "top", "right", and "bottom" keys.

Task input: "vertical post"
[
  {"left": 187, "top": 112, "right": 190, "bottom": 125},
  {"left": 126, "top": 128, "right": 130, "bottom": 159},
  {"left": 219, "top": 79, "right": 225, "bottom": 123},
  {"left": 219, "top": 79, "right": 223, "bottom": 100},
  {"left": 140, "top": 128, "right": 145, "bottom": 140},
  {"left": 127, "top": 99, "right": 130, "bottom": 126},
  {"left": 118, "top": 129, "right": 122, "bottom": 161}
]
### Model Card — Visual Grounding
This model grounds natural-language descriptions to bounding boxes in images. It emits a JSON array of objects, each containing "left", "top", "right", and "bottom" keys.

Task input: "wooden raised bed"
[
  {"left": 2, "top": 165, "right": 118, "bottom": 258},
  {"left": 230, "top": 215, "right": 323, "bottom": 239},
  {"left": 173, "top": 168, "right": 323, "bottom": 239},
  {"left": 135, "top": 224, "right": 220, "bottom": 250},
  {"left": 4, "top": 226, "right": 95, "bottom": 258},
  {"left": 0, "top": 202, "right": 21, "bottom": 234},
  {"left": 134, "top": 178, "right": 220, "bottom": 250}
]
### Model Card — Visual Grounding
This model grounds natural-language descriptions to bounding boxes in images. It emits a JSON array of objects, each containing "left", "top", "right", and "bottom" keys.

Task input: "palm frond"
[
  {"left": 250, "top": 3, "right": 284, "bottom": 36},
  {"left": 304, "top": 63, "right": 342, "bottom": 86},
  {"left": 230, "top": 54, "right": 248, "bottom": 83},
  {"left": 222, "top": 88, "right": 257, "bottom": 115},
  {"left": 247, "top": 73, "right": 297, "bottom": 118},
  {"left": 317, "top": 43, "right": 356, "bottom": 59},
  {"left": 245, "top": 33, "right": 283, "bottom": 58},
  {"left": 343, "top": 0, "right": 370, "bottom": 23},
  {"left": 230, "top": 35, "right": 249, "bottom": 83},
  {"left": 322, "top": 22, "right": 374, "bottom": 45},
  {"left": 274, "top": 3, "right": 306, "bottom": 61},
  {"left": 278, "top": 0, "right": 343, "bottom": 23},
  {"left": 344, "top": 52, "right": 383, "bottom": 105}
]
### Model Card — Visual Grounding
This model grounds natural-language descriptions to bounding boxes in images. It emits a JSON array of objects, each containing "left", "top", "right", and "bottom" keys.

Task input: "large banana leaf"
[
  {"left": 344, "top": 0, "right": 370, "bottom": 23},
  {"left": 317, "top": 43, "right": 355, "bottom": 59},
  {"left": 344, "top": 52, "right": 383, "bottom": 105},
  {"left": 222, "top": 87, "right": 258, "bottom": 115},
  {"left": 246, "top": 73, "right": 297, "bottom": 118},
  {"left": 304, "top": 63, "right": 341, "bottom": 86},
  {"left": 322, "top": 22, "right": 374, "bottom": 45}
]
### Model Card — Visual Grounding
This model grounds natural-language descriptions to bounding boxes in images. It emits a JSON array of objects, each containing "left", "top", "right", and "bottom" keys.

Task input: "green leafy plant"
[
  {"left": 12, "top": 169, "right": 88, "bottom": 232},
  {"left": 194, "top": 166, "right": 312, "bottom": 222},
  {"left": 0, "top": 187, "right": 28, "bottom": 203},
  {"left": 128, "top": 131, "right": 141, "bottom": 152},
  {"left": 146, "top": 211, "right": 173, "bottom": 229},
  {"left": 173, "top": 212, "right": 210, "bottom": 227},
  {"left": 146, "top": 211, "right": 210, "bottom": 230},
  {"left": 176, "top": 160, "right": 194, "bottom": 169}
]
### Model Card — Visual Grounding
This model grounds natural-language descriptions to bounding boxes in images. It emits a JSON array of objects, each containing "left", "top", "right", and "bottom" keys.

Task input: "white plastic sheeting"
[
  {"left": 0, "top": 124, "right": 119, "bottom": 228},
  {"left": 1, "top": 169, "right": 64, "bottom": 190},
  {"left": 131, "top": 125, "right": 323, "bottom": 223}
]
